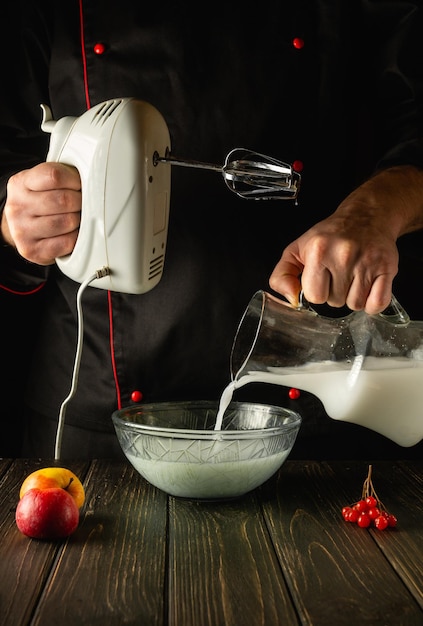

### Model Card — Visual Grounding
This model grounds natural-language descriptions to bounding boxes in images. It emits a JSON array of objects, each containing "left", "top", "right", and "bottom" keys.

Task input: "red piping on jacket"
[
  {"left": 78, "top": 0, "right": 122, "bottom": 410},
  {"left": 78, "top": 0, "right": 91, "bottom": 111},
  {"left": 0, "top": 283, "right": 45, "bottom": 296}
]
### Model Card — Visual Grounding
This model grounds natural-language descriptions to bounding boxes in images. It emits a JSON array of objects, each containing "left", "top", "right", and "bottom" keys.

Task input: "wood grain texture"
[
  {"left": 168, "top": 494, "right": 298, "bottom": 626},
  {"left": 0, "top": 459, "right": 88, "bottom": 626},
  {"left": 260, "top": 461, "right": 423, "bottom": 625},
  {"left": 329, "top": 460, "right": 423, "bottom": 611},
  {"left": 1, "top": 459, "right": 423, "bottom": 626},
  {"left": 31, "top": 460, "right": 168, "bottom": 626}
]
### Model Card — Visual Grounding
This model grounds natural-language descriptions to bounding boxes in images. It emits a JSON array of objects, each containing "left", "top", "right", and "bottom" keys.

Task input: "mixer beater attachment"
[{"left": 154, "top": 148, "right": 301, "bottom": 200}]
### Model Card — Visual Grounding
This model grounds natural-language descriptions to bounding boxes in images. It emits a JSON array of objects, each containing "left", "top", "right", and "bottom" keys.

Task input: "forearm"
[{"left": 335, "top": 165, "right": 423, "bottom": 241}]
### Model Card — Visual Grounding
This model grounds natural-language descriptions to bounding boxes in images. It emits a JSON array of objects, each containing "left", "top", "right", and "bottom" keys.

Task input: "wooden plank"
[
  {"left": 30, "top": 460, "right": 168, "bottom": 626},
  {"left": 168, "top": 493, "right": 299, "bottom": 626},
  {"left": 0, "top": 458, "right": 12, "bottom": 476},
  {"left": 260, "top": 461, "right": 422, "bottom": 625},
  {"left": 328, "top": 460, "right": 423, "bottom": 610},
  {"left": 0, "top": 459, "right": 88, "bottom": 626}
]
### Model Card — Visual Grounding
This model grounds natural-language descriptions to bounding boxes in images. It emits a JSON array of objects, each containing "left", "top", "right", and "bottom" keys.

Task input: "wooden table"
[{"left": 1, "top": 458, "right": 422, "bottom": 626}]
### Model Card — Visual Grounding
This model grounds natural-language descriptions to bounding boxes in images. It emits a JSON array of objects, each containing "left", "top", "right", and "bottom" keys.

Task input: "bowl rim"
[{"left": 112, "top": 400, "right": 302, "bottom": 440}]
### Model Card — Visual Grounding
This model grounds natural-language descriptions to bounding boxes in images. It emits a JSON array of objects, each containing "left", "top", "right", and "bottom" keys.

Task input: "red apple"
[
  {"left": 19, "top": 467, "right": 85, "bottom": 509},
  {"left": 15, "top": 487, "right": 79, "bottom": 539}
]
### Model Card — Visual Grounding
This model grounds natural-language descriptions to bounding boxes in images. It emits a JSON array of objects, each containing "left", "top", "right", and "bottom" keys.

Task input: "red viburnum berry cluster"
[{"left": 342, "top": 464, "right": 397, "bottom": 530}]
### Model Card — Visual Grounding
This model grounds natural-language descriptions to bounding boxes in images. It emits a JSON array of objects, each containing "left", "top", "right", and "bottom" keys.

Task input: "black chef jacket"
[{"left": 1, "top": 0, "right": 423, "bottom": 458}]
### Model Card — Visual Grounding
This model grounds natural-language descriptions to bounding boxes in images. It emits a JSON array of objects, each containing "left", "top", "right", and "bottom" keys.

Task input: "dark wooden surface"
[{"left": 1, "top": 458, "right": 422, "bottom": 626}]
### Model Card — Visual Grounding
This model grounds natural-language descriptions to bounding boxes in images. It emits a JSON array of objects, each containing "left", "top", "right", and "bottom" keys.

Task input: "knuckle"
[{"left": 45, "top": 162, "right": 65, "bottom": 187}]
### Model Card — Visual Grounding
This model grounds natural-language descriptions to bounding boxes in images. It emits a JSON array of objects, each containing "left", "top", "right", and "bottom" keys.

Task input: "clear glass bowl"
[{"left": 112, "top": 400, "right": 301, "bottom": 499}]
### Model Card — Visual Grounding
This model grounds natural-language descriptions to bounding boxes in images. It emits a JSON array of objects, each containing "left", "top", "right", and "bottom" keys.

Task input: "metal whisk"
[{"left": 154, "top": 148, "right": 301, "bottom": 200}]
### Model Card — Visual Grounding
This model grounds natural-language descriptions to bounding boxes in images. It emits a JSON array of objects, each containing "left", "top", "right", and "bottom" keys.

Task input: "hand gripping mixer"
[
  {"left": 40, "top": 97, "right": 301, "bottom": 460},
  {"left": 41, "top": 97, "right": 301, "bottom": 294}
]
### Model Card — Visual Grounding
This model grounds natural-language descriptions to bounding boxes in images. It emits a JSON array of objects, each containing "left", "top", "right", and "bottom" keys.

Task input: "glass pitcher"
[{"left": 230, "top": 290, "right": 423, "bottom": 447}]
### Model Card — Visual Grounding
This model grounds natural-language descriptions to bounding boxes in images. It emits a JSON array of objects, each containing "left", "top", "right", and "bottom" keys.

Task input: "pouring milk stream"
[{"left": 215, "top": 290, "right": 423, "bottom": 447}]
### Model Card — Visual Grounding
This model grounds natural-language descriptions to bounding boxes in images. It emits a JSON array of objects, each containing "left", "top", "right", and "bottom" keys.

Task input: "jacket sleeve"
[{"left": 0, "top": 0, "right": 53, "bottom": 290}]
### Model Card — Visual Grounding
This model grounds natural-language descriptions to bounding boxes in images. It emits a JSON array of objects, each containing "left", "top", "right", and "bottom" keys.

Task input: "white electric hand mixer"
[
  {"left": 41, "top": 97, "right": 301, "bottom": 460},
  {"left": 41, "top": 97, "right": 301, "bottom": 294}
]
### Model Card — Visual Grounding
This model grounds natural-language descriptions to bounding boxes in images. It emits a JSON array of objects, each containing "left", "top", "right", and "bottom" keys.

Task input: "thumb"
[{"left": 269, "top": 260, "right": 303, "bottom": 307}]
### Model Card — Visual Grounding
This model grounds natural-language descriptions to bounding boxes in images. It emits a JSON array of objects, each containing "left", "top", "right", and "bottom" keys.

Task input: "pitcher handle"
[
  {"left": 378, "top": 293, "right": 410, "bottom": 325},
  {"left": 297, "top": 290, "right": 317, "bottom": 313}
]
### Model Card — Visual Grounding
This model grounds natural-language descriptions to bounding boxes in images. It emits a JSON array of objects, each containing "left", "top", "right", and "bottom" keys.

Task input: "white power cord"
[{"left": 54, "top": 267, "right": 110, "bottom": 460}]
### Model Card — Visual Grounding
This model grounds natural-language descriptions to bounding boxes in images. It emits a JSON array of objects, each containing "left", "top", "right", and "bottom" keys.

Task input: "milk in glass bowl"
[{"left": 112, "top": 401, "right": 301, "bottom": 499}]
